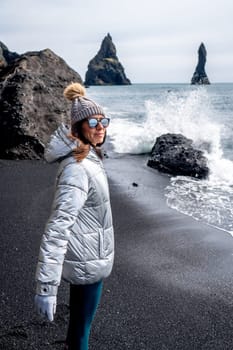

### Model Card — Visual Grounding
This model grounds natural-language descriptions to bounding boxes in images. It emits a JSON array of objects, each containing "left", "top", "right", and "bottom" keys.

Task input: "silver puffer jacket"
[{"left": 35, "top": 124, "right": 114, "bottom": 296}]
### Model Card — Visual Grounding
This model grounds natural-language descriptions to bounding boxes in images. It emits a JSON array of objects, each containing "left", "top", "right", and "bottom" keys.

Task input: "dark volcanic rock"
[
  {"left": 0, "top": 41, "right": 20, "bottom": 69},
  {"left": 85, "top": 33, "right": 131, "bottom": 86},
  {"left": 147, "top": 133, "right": 209, "bottom": 179},
  {"left": 191, "top": 43, "right": 210, "bottom": 85},
  {"left": 0, "top": 48, "right": 82, "bottom": 159}
]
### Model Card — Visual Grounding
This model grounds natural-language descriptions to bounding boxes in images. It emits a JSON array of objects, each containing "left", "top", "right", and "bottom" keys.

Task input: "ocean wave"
[{"left": 106, "top": 86, "right": 233, "bottom": 234}]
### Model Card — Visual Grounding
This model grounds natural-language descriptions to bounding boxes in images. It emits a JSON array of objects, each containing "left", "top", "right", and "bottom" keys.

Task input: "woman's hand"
[{"left": 34, "top": 295, "right": 57, "bottom": 322}]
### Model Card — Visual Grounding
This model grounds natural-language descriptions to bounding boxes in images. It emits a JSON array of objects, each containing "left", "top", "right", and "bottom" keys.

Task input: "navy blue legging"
[{"left": 66, "top": 281, "right": 103, "bottom": 350}]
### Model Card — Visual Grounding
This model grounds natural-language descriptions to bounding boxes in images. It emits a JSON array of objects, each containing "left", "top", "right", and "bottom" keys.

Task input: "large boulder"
[
  {"left": 85, "top": 33, "right": 131, "bottom": 86},
  {"left": 147, "top": 133, "right": 209, "bottom": 179},
  {"left": 191, "top": 43, "right": 210, "bottom": 85},
  {"left": 0, "top": 48, "right": 82, "bottom": 159}
]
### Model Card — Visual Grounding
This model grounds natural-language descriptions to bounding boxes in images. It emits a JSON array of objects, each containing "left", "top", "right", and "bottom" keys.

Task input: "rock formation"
[
  {"left": 85, "top": 33, "right": 131, "bottom": 86},
  {"left": 191, "top": 43, "right": 210, "bottom": 85},
  {"left": 0, "top": 47, "right": 82, "bottom": 159},
  {"left": 0, "top": 41, "right": 20, "bottom": 70},
  {"left": 147, "top": 133, "right": 209, "bottom": 179}
]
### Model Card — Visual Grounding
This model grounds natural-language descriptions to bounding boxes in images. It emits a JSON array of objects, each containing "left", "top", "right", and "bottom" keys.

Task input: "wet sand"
[{"left": 0, "top": 154, "right": 233, "bottom": 349}]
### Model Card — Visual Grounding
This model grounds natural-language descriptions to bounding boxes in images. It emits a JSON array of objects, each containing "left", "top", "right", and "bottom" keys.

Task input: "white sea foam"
[{"left": 109, "top": 88, "right": 220, "bottom": 151}]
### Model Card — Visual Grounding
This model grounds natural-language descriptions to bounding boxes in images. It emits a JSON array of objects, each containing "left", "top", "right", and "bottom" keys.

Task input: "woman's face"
[{"left": 81, "top": 115, "right": 109, "bottom": 146}]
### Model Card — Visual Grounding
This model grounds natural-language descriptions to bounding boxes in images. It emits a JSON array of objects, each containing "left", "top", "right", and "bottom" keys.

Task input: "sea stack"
[
  {"left": 191, "top": 43, "right": 210, "bottom": 85},
  {"left": 0, "top": 46, "right": 82, "bottom": 159},
  {"left": 85, "top": 33, "right": 131, "bottom": 86}
]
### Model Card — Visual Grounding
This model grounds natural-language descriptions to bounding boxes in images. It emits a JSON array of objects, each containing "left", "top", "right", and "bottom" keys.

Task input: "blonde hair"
[
  {"left": 63, "top": 82, "right": 86, "bottom": 101},
  {"left": 73, "top": 143, "right": 91, "bottom": 162}
]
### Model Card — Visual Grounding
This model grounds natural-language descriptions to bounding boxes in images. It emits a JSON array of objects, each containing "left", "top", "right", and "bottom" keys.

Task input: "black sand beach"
[{"left": 1, "top": 154, "right": 233, "bottom": 349}]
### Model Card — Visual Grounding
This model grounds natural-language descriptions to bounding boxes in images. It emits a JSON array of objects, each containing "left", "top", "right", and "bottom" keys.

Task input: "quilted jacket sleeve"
[{"left": 35, "top": 161, "right": 88, "bottom": 296}]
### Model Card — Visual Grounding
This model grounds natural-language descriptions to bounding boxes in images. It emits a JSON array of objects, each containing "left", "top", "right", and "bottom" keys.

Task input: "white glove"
[{"left": 34, "top": 295, "right": 57, "bottom": 322}]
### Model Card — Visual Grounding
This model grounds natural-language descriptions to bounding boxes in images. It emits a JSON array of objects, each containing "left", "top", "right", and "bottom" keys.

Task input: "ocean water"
[{"left": 88, "top": 84, "right": 233, "bottom": 235}]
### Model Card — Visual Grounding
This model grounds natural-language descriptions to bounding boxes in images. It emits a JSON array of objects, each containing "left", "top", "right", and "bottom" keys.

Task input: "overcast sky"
[{"left": 1, "top": 0, "right": 233, "bottom": 83}]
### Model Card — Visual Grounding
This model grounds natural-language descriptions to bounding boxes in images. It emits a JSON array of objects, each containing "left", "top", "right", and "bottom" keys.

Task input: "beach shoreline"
[{"left": 0, "top": 153, "right": 233, "bottom": 349}]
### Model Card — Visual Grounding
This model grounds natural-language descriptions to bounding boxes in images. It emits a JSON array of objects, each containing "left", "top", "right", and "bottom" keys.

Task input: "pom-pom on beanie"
[{"left": 63, "top": 83, "right": 105, "bottom": 125}]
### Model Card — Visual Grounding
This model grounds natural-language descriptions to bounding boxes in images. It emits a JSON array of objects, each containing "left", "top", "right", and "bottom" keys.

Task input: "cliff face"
[
  {"left": 191, "top": 43, "right": 210, "bottom": 85},
  {"left": 0, "top": 47, "right": 82, "bottom": 159},
  {"left": 85, "top": 33, "right": 131, "bottom": 86}
]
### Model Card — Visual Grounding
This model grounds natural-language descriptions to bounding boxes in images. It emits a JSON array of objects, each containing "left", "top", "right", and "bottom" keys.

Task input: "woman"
[{"left": 34, "top": 83, "right": 114, "bottom": 350}]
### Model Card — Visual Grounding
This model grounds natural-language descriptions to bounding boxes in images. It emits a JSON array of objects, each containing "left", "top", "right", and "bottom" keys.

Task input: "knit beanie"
[{"left": 63, "top": 83, "right": 105, "bottom": 125}]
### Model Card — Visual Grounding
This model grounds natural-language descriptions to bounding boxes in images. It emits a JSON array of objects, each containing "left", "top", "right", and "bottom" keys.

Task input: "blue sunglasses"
[{"left": 87, "top": 117, "right": 110, "bottom": 129}]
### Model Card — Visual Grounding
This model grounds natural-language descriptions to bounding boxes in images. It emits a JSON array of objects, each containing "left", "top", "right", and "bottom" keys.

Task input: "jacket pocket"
[
  {"left": 99, "top": 227, "right": 114, "bottom": 259},
  {"left": 67, "top": 230, "right": 100, "bottom": 262}
]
